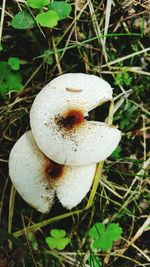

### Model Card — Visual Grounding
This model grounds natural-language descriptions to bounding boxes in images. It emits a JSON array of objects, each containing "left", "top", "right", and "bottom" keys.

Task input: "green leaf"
[
  {"left": 27, "top": 232, "right": 35, "bottom": 242},
  {"left": 0, "top": 61, "right": 23, "bottom": 99},
  {"left": 0, "top": 61, "right": 11, "bottom": 78},
  {"left": 92, "top": 234, "right": 113, "bottom": 251},
  {"left": 107, "top": 223, "right": 123, "bottom": 241},
  {"left": 32, "top": 240, "right": 38, "bottom": 251},
  {"left": 45, "top": 236, "right": 69, "bottom": 250},
  {"left": 11, "top": 11, "right": 35, "bottom": 29},
  {"left": 8, "top": 57, "right": 20, "bottom": 71},
  {"left": 89, "top": 222, "right": 122, "bottom": 252},
  {"left": 111, "top": 145, "right": 122, "bottom": 159},
  {"left": 0, "top": 83, "right": 7, "bottom": 98},
  {"left": 27, "top": 232, "right": 38, "bottom": 251},
  {"left": 27, "top": 0, "right": 50, "bottom": 9},
  {"left": 50, "top": 229, "right": 66, "bottom": 239},
  {"left": 0, "top": 62, "right": 10, "bottom": 98},
  {"left": 115, "top": 72, "right": 133, "bottom": 86},
  {"left": 45, "top": 237, "right": 57, "bottom": 249},
  {"left": 35, "top": 10, "right": 59, "bottom": 28},
  {"left": 89, "top": 223, "right": 105, "bottom": 239},
  {"left": 7, "top": 73, "right": 23, "bottom": 91},
  {"left": 56, "top": 238, "right": 70, "bottom": 250},
  {"left": 45, "top": 228, "right": 70, "bottom": 250},
  {"left": 48, "top": 1, "right": 72, "bottom": 20}
]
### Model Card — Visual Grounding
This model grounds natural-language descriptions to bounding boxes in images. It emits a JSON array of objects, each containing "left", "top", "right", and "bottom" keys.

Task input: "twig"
[
  {"left": 103, "top": 0, "right": 112, "bottom": 46},
  {"left": 8, "top": 185, "right": 16, "bottom": 249},
  {"left": 52, "top": 36, "right": 62, "bottom": 74},
  {"left": 119, "top": 216, "right": 150, "bottom": 259},
  {"left": 0, "top": 0, "right": 6, "bottom": 46},
  {"left": 102, "top": 47, "right": 150, "bottom": 67}
]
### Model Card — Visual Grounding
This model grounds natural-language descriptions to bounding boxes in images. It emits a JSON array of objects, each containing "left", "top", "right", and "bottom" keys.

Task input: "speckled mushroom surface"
[
  {"left": 30, "top": 73, "right": 121, "bottom": 166},
  {"left": 9, "top": 131, "right": 96, "bottom": 213}
]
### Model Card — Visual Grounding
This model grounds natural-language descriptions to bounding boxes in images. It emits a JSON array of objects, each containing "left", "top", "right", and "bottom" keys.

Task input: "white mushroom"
[
  {"left": 9, "top": 131, "right": 96, "bottom": 213},
  {"left": 30, "top": 73, "right": 121, "bottom": 166}
]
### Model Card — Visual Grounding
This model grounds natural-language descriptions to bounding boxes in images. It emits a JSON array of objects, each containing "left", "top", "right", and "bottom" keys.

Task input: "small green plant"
[
  {"left": 114, "top": 101, "right": 138, "bottom": 131},
  {"left": 8, "top": 57, "right": 20, "bottom": 71},
  {"left": 27, "top": 232, "right": 38, "bottom": 251},
  {"left": 45, "top": 229, "right": 70, "bottom": 250},
  {"left": 11, "top": 0, "right": 72, "bottom": 29},
  {"left": 115, "top": 71, "right": 133, "bottom": 87},
  {"left": 0, "top": 59, "right": 23, "bottom": 99},
  {"left": 11, "top": 11, "right": 35, "bottom": 29},
  {"left": 35, "top": 10, "right": 59, "bottom": 27},
  {"left": 43, "top": 50, "right": 54, "bottom": 65},
  {"left": 89, "top": 222, "right": 122, "bottom": 251}
]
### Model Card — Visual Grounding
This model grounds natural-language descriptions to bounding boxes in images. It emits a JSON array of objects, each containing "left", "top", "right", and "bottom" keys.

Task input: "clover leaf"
[
  {"left": 89, "top": 223, "right": 105, "bottom": 239},
  {"left": 48, "top": 1, "right": 72, "bottom": 20},
  {"left": 92, "top": 233, "right": 113, "bottom": 251},
  {"left": 27, "top": 0, "right": 50, "bottom": 9},
  {"left": 35, "top": 10, "right": 59, "bottom": 28},
  {"left": 89, "top": 223, "right": 122, "bottom": 252},
  {"left": 107, "top": 223, "right": 123, "bottom": 241},
  {"left": 45, "top": 229, "right": 70, "bottom": 250}
]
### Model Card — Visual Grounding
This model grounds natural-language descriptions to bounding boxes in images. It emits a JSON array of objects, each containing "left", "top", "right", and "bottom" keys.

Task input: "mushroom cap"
[
  {"left": 30, "top": 73, "right": 121, "bottom": 166},
  {"left": 56, "top": 163, "right": 96, "bottom": 210},
  {"left": 9, "top": 131, "right": 96, "bottom": 213}
]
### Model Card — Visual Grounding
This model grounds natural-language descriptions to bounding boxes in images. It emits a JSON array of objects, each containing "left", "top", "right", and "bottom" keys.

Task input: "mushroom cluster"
[{"left": 9, "top": 73, "right": 121, "bottom": 213}]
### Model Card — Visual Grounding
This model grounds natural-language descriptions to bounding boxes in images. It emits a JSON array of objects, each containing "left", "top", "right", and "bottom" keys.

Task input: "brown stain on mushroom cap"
[
  {"left": 56, "top": 109, "right": 84, "bottom": 130},
  {"left": 43, "top": 158, "right": 65, "bottom": 186}
]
